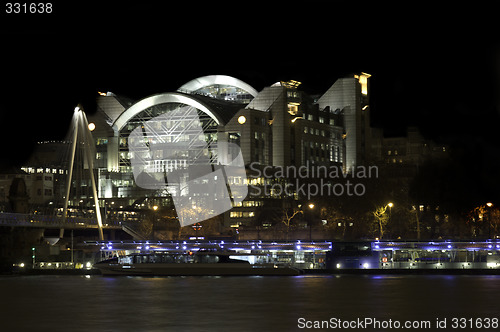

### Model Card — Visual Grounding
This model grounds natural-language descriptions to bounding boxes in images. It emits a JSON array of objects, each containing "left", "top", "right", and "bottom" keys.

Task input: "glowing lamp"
[{"left": 237, "top": 115, "right": 246, "bottom": 124}]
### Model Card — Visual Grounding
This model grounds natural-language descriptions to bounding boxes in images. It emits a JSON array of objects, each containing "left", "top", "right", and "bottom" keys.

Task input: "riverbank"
[
  {"left": 6, "top": 268, "right": 500, "bottom": 276},
  {"left": 305, "top": 268, "right": 500, "bottom": 275}
]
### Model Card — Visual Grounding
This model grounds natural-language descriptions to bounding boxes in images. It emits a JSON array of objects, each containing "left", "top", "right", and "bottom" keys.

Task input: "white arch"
[
  {"left": 177, "top": 75, "right": 259, "bottom": 97},
  {"left": 113, "top": 92, "right": 222, "bottom": 132}
]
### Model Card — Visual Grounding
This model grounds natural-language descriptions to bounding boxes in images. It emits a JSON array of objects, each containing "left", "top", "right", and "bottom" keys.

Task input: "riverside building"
[
  {"left": 23, "top": 74, "right": 442, "bottom": 229},
  {"left": 82, "top": 74, "right": 373, "bottom": 227}
]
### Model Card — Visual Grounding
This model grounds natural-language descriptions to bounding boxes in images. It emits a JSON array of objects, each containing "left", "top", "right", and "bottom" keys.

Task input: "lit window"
[
  {"left": 288, "top": 104, "right": 298, "bottom": 115},
  {"left": 357, "top": 72, "right": 371, "bottom": 95}
]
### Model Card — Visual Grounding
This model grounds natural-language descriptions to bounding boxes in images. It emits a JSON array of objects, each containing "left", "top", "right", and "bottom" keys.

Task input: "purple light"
[
  {"left": 447, "top": 245, "right": 452, "bottom": 249},
  {"left": 374, "top": 245, "right": 380, "bottom": 249},
  {"left": 296, "top": 245, "right": 301, "bottom": 250}
]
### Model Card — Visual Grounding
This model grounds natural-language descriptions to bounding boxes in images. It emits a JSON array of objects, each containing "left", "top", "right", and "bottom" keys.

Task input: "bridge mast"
[{"left": 62, "top": 106, "right": 104, "bottom": 240}]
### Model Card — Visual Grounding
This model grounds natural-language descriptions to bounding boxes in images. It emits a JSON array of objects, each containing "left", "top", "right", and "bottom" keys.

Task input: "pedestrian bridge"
[{"left": 0, "top": 212, "right": 122, "bottom": 230}]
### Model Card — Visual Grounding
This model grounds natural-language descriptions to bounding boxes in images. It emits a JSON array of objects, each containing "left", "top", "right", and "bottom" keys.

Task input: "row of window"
[
  {"left": 37, "top": 189, "right": 53, "bottom": 196},
  {"left": 230, "top": 211, "right": 255, "bottom": 218},
  {"left": 253, "top": 117, "right": 267, "bottom": 126},
  {"left": 302, "top": 113, "right": 336, "bottom": 125},
  {"left": 21, "top": 167, "right": 66, "bottom": 175},
  {"left": 303, "top": 126, "right": 327, "bottom": 137},
  {"left": 303, "top": 141, "right": 330, "bottom": 151}
]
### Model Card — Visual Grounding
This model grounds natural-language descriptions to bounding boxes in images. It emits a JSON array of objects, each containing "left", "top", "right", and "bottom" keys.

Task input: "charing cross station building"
[{"left": 19, "top": 74, "right": 446, "bottom": 228}]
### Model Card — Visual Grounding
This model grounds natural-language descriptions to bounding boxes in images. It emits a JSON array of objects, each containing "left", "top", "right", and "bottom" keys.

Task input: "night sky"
[{"left": 1, "top": 3, "right": 499, "bottom": 166}]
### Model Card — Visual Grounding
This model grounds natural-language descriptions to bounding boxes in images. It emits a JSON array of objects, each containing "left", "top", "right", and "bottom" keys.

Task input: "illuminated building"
[
  {"left": 317, "top": 72, "right": 372, "bottom": 169},
  {"left": 24, "top": 74, "right": 373, "bottom": 228}
]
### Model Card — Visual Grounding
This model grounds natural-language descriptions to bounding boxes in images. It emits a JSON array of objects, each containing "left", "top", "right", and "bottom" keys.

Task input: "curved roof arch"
[
  {"left": 177, "top": 75, "right": 259, "bottom": 97},
  {"left": 112, "top": 92, "right": 223, "bottom": 132}
]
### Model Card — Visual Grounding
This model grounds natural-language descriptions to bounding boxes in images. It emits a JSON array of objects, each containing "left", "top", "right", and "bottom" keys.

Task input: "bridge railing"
[{"left": 0, "top": 212, "right": 122, "bottom": 228}]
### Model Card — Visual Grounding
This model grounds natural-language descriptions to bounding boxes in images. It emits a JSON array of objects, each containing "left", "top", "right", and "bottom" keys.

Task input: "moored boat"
[{"left": 94, "top": 251, "right": 301, "bottom": 276}]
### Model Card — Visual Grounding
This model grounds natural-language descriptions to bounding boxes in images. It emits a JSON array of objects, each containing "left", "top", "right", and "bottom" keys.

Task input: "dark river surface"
[{"left": 1, "top": 274, "right": 499, "bottom": 331}]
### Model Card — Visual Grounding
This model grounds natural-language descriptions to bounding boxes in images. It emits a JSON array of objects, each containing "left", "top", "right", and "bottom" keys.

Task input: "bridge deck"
[{"left": 0, "top": 212, "right": 122, "bottom": 229}]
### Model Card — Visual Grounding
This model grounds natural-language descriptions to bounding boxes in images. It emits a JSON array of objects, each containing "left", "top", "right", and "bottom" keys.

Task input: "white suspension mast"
[{"left": 62, "top": 105, "right": 104, "bottom": 240}]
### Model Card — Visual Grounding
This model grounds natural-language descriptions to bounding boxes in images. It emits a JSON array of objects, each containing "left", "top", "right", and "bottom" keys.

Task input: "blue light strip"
[
  {"left": 87, "top": 240, "right": 500, "bottom": 253},
  {"left": 86, "top": 240, "right": 334, "bottom": 252}
]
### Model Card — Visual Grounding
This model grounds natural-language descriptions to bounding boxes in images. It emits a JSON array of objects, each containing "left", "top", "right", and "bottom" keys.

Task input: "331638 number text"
[{"left": 5, "top": 3, "right": 52, "bottom": 14}]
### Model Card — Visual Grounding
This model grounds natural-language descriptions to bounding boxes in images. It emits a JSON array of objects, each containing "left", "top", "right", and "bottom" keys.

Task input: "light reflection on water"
[{"left": 1, "top": 274, "right": 499, "bottom": 331}]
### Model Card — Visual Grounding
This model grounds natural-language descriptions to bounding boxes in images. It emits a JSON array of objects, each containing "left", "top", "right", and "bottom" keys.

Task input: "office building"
[{"left": 22, "top": 74, "right": 375, "bottom": 227}]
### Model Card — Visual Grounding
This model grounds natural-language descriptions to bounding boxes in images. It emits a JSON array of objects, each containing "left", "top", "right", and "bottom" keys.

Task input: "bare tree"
[
  {"left": 373, "top": 205, "right": 389, "bottom": 239},
  {"left": 282, "top": 208, "right": 303, "bottom": 240}
]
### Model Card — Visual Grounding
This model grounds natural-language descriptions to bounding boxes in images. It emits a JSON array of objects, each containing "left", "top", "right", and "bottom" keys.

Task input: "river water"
[{"left": 1, "top": 274, "right": 499, "bottom": 331}]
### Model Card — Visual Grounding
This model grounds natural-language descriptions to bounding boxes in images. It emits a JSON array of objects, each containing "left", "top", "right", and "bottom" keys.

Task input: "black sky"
[{"left": 1, "top": 3, "right": 499, "bottom": 166}]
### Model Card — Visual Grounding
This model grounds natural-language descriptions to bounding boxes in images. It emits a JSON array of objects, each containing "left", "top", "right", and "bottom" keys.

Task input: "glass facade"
[
  {"left": 188, "top": 84, "right": 254, "bottom": 103},
  {"left": 114, "top": 102, "right": 219, "bottom": 199}
]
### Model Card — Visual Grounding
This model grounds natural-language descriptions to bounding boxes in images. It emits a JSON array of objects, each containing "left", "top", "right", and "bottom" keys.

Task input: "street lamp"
[
  {"left": 152, "top": 205, "right": 159, "bottom": 240},
  {"left": 387, "top": 202, "right": 393, "bottom": 218},
  {"left": 387, "top": 203, "right": 393, "bottom": 234},
  {"left": 308, "top": 203, "right": 315, "bottom": 241},
  {"left": 486, "top": 202, "right": 493, "bottom": 239}
]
